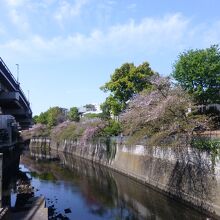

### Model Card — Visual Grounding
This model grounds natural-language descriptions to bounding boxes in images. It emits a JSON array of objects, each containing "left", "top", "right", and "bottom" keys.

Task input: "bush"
[
  {"left": 83, "top": 113, "right": 102, "bottom": 119},
  {"left": 102, "top": 120, "right": 122, "bottom": 137},
  {"left": 191, "top": 138, "right": 220, "bottom": 152}
]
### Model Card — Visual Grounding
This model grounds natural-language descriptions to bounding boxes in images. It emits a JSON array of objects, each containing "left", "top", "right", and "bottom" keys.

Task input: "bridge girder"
[{"left": 0, "top": 58, "right": 32, "bottom": 129}]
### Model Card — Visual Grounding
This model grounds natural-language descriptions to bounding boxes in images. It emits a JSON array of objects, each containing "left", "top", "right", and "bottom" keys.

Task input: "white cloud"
[
  {"left": 4, "top": 0, "right": 31, "bottom": 32},
  {"left": 54, "top": 0, "right": 89, "bottom": 26},
  {"left": 1, "top": 13, "right": 220, "bottom": 62},
  {"left": 104, "top": 14, "right": 189, "bottom": 52},
  {"left": 2, "top": 38, "right": 29, "bottom": 53},
  {"left": 9, "top": 8, "right": 29, "bottom": 31},
  {"left": 6, "top": 0, "right": 25, "bottom": 7}
]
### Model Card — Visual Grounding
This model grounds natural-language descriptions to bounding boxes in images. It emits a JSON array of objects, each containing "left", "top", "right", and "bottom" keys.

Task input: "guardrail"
[
  {"left": 0, "top": 57, "right": 18, "bottom": 84},
  {"left": 0, "top": 57, "right": 18, "bottom": 90},
  {"left": 0, "top": 57, "right": 31, "bottom": 110}
]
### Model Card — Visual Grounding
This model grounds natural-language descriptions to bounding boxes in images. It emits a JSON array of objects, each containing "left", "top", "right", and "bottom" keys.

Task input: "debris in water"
[{"left": 64, "top": 208, "right": 71, "bottom": 214}]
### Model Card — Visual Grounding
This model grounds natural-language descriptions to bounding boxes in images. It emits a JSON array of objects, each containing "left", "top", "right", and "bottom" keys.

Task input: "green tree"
[
  {"left": 33, "top": 115, "right": 39, "bottom": 124},
  {"left": 84, "top": 104, "right": 96, "bottom": 111},
  {"left": 101, "top": 95, "right": 123, "bottom": 118},
  {"left": 100, "top": 62, "right": 154, "bottom": 116},
  {"left": 102, "top": 120, "right": 122, "bottom": 136},
  {"left": 100, "top": 100, "right": 111, "bottom": 119},
  {"left": 34, "top": 107, "right": 66, "bottom": 126},
  {"left": 47, "top": 107, "right": 65, "bottom": 127},
  {"left": 68, "top": 107, "right": 80, "bottom": 122},
  {"left": 172, "top": 45, "right": 220, "bottom": 104},
  {"left": 36, "top": 111, "right": 48, "bottom": 124}
]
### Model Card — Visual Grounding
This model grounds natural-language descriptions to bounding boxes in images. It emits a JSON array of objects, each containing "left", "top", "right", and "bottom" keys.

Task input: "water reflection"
[{"left": 20, "top": 149, "right": 212, "bottom": 220}]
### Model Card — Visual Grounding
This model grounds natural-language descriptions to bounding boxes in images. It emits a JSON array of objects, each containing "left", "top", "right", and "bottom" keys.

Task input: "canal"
[{"left": 6, "top": 149, "right": 212, "bottom": 220}]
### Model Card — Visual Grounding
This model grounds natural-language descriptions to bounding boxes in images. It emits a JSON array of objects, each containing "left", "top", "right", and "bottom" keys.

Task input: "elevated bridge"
[{"left": 0, "top": 57, "right": 32, "bottom": 129}]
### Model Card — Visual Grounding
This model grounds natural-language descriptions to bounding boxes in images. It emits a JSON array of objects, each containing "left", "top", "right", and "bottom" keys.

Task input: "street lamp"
[
  {"left": 16, "top": 64, "right": 19, "bottom": 83},
  {"left": 27, "top": 90, "right": 30, "bottom": 102}
]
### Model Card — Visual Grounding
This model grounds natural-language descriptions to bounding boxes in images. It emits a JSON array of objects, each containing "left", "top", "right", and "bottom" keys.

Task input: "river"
[{"left": 8, "top": 150, "right": 212, "bottom": 220}]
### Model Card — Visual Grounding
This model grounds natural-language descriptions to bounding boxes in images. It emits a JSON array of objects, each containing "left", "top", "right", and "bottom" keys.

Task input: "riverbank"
[
  {"left": 11, "top": 196, "right": 48, "bottom": 220},
  {"left": 30, "top": 137, "right": 220, "bottom": 219},
  {"left": 0, "top": 155, "right": 48, "bottom": 220}
]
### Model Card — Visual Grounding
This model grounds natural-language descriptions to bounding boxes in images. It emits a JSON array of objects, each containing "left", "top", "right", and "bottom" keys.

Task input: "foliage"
[
  {"left": 100, "top": 62, "right": 155, "bottom": 116},
  {"left": 21, "top": 124, "right": 51, "bottom": 140},
  {"left": 33, "top": 115, "right": 39, "bottom": 124},
  {"left": 32, "top": 107, "right": 121, "bottom": 142},
  {"left": 100, "top": 100, "right": 111, "bottom": 119},
  {"left": 101, "top": 120, "right": 122, "bottom": 137},
  {"left": 100, "top": 95, "right": 122, "bottom": 118},
  {"left": 35, "top": 107, "right": 66, "bottom": 127},
  {"left": 80, "top": 120, "right": 106, "bottom": 143},
  {"left": 47, "top": 107, "right": 66, "bottom": 127},
  {"left": 68, "top": 107, "right": 80, "bottom": 122},
  {"left": 121, "top": 75, "right": 211, "bottom": 145},
  {"left": 50, "top": 118, "right": 121, "bottom": 143},
  {"left": 172, "top": 45, "right": 220, "bottom": 105},
  {"left": 51, "top": 122, "right": 81, "bottom": 141},
  {"left": 191, "top": 138, "right": 220, "bottom": 152},
  {"left": 35, "top": 111, "right": 48, "bottom": 125},
  {"left": 84, "top": 104, "right": 96, "bottom": 111},
  {"left": 83, "top": 113, "right": 102, "bottom": 119},
  {"left": 49, "top": 119, "right": 107, "bottom": 143}
]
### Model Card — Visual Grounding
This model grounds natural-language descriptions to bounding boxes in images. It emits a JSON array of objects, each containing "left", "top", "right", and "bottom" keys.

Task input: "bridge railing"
[
  {"left": 0, "top": 57, "right": 18, "bottom": 88},
  {"left": 19, "top": 86, "right": 31, "bottom": 110},
  {"left": 0, "top": 57, "right": 31, "bottom": 111}
]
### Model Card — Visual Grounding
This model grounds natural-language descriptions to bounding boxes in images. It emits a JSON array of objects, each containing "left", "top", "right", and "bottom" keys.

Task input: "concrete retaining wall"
[{"left": 30, "top": 137, "right": 220, "bottom": 218}]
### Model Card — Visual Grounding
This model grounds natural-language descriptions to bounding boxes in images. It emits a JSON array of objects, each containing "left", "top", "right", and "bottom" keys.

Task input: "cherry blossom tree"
[{"left": 121, "top": 75, "right": 210, "bottom": 145}]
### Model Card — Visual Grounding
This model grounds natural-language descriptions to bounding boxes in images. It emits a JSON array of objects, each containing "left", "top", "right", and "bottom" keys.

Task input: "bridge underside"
[{"left": 0, "top": 92, "right": 32, "bottom": 129}]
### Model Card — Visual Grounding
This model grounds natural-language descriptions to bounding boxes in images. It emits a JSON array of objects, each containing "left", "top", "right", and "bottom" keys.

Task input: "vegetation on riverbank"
[{"left": 23, "top": 45, "right": 220, "bottom": 149}]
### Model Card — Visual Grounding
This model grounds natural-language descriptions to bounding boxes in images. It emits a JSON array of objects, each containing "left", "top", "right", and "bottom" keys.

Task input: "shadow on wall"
[
  {"left": 138, "top": 146, "right": 219, "bottom": 214},
  {"left": 167, "top": 146, "right": 217, "bottom": 212}
]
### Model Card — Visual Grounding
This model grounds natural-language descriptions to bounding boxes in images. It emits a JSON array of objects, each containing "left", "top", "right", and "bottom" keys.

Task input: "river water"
[{"left": 14, "top": 150, "right": 211, "bottom": 220}]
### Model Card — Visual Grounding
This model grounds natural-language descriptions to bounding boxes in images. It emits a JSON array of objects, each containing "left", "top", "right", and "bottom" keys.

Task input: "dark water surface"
[{"left": 18, "top": 151, "right": 211, "bottom": 220}]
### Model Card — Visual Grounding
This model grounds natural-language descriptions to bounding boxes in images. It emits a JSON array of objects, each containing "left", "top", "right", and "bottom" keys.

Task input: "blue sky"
[{"left": 0, "top": 0, "right": 220, "bottom": 115}]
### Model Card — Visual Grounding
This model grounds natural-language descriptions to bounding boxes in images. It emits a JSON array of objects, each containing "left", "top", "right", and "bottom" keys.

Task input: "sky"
[{"left": 0, "top": 0, "right": 220, "bottom": 115}]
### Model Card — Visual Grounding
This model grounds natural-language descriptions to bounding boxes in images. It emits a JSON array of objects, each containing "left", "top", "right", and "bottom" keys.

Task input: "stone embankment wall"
[{"left": 30, "top": 137, "right": 220, "bottom": 218}]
